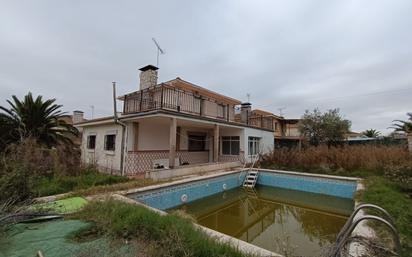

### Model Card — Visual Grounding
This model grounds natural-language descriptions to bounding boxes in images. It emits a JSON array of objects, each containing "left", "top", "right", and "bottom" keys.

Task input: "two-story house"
[
  {"left": 76, "top": 65, "right": 275, "bottom": 177},
  {"left": 236, "top": 109, "right": 303, "bottom": 148}
]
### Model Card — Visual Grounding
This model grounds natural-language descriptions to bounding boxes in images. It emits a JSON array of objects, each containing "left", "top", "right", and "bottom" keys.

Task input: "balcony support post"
[
  {"left": 213, "top": 124, "right": 219, "bottom": 162},
  {"left": 169, "top": 118, "right": 177, "bottom": 169},
  {"left": 160, "top": 86, "right": 164, "bottom": 109},
  {"left": 139, "top": 90, "right": 143, "bottom": 111}
]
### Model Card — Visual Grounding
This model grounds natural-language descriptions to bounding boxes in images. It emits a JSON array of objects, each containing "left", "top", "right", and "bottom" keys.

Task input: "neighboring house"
[
  {"left": 344, "top": 131, "right": 381, "bottom": 145},
  {"left": 236, "top": 109, "right": 303, "bottom": 148},
  {"left": 345, "top": 131, "right": 374, "bottom": 142},
  {"left": 60, "top": 110, "right": 87, "bottom": 146},
  {"left": 76, "top": 65, "right": 275, "bottom": 176}
]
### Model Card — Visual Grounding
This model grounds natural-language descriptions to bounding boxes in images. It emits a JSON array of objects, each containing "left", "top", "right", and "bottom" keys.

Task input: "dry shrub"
[
  {"left": 262, "top": 145, "right": 411, "bottom": 173},
  {"left": 0, "top": 138, "right": 81, "bottom": 202}
]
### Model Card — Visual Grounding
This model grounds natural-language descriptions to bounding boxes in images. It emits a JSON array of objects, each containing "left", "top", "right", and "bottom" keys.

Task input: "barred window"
[
  {"left": 188, "top": 134, "right": 206, "bottom": 151},
  {"left": 87, "top": 135, "right": 96, "bottom": 149},
  {"left": 104, "top": 134, "right": 116, "bottom": 151}
]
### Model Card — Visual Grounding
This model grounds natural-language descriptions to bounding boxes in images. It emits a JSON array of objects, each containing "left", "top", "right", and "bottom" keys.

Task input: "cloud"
[{"left": 1, "top": 0, "right": 412, "bottom": 134}]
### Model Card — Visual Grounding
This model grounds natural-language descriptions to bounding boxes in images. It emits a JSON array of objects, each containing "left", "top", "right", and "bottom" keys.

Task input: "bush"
[
  {"left": 0, "top": 138, "right": 128, "bottom": 202},
  {"left": 0, "top": 138, "right": 53, "bottom": 202},
  {"left": 261, "top": 145, "right": 411, "bottom": 178}
]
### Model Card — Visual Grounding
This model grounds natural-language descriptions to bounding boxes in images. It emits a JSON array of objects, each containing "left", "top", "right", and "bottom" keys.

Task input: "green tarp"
[
  {"left": 33, "top": 197, "right": 88, "bottom": 214},
  {"left": 0, "top": 220, "right": 140, "bottom": 257}
]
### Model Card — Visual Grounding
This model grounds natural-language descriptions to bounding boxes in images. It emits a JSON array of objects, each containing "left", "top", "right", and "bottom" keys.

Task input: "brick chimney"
[
  {"left": 139, "top": 64, "right": 158, "bottom": 90},
  {"left": 72, "top": 110, "right": 84, "bottom": 124},
  {"left": 240, "top": 103, "right": 251, "bottom": 124}
]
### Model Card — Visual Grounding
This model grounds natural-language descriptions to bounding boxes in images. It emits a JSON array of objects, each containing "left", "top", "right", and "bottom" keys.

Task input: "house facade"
[
  {"left": 236, "top": 109, "right": 302, "bottom": 148},
  {"left": 76, "top": 65, "right": 275, "bottom": 176}
]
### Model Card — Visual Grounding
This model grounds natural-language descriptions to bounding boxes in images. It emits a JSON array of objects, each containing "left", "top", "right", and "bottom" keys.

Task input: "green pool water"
[{"left": 170, "top": 186, "right": 354, "bottom": 257}]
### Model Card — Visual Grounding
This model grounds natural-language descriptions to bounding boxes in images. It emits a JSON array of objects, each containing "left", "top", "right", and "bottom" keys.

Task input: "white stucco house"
[{"left": 76, "top": 65, "right": 275, "bottom": 177}]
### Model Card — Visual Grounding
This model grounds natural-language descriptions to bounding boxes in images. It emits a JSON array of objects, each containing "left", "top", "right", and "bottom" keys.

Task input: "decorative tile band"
[
  {"left": 127, "top": 170, "right": 358, "bottom": 210},
  {"left": 127, "top": 173, "right": 246, "bottom": 210},
  {"left": 257, "top": 171, "right": 357, "bottom": 199}
]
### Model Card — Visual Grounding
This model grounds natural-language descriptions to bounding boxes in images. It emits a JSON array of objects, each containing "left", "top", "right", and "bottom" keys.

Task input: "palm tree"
[
  {"left": 391, "top": 113, "right": 412, "bottom": 134},
  {"left": 362, "top": 129, "right": 381, "bottom": 138},
  {"left": 0, "top": 92, "right": 78, "bottom": 147}
]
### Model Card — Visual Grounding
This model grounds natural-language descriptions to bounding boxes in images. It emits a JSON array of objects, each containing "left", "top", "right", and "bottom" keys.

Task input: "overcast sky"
[{"left": 1, "top": 1, "right": 412, "bottom": 134}]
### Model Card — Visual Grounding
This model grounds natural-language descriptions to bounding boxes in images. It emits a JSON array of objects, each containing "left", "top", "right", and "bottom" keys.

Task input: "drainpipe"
[{"left": 112, "top": 81, "right": 127, "bottom": 176}]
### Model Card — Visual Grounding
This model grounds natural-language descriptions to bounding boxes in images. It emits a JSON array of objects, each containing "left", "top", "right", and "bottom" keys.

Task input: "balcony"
[
  {"left": 123, "top": 84, "right": 232, "bottom": 120},
  {"left": 122, "top": 84, "right": 274, "bottom": 131}
]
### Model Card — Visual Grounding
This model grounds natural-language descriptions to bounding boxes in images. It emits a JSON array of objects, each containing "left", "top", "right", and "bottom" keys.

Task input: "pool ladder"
[
  {"left": 330, "top": 203, "right": 401, "bottom": 257},
  {"left": 241, "top": 150, "right": 262, "bottom": 189},
  {"left": 243, "top": 170, "right": 259, "bottom": 188},
  {"left": 243, "top": 153, "right": 260, "bottom": 188}
]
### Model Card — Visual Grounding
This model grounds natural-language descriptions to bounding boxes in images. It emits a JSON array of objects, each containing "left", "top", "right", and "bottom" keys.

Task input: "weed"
[
  {"left": 72, "top": 199, "right": 253, "bottom": 257},
  {"left": 34, "top": 172, "right": 129, "bottom": 197},
  {"left": 362, "top": 177, "right": 412, "bottom": 256}
]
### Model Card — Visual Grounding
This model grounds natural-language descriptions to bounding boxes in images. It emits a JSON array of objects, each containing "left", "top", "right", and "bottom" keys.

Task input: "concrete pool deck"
[{"left": 34, "top": 168, "right": 375, "bottom": 257}]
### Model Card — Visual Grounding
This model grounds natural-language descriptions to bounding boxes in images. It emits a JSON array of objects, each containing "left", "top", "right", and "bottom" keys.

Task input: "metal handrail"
[
  {"left": 336, "top": 203, "right": 396, "bottom": 243},
  {"left": 331, "top": 215, "right": 401, "bottom": 256},
  {"left": 238, "top": 144, "right": 263, "bottom": 184}
]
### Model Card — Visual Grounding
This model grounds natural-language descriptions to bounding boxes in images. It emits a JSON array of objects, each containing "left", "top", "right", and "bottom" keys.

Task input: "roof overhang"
[{"left": 74, "top": 116, "right": 116, "bottom": 127}]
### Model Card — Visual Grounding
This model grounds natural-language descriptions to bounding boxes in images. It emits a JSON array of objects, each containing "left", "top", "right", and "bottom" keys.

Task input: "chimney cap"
[
  {"left": 73, "top": 110, "right": 84, "bottom": 113},
  {"left": 139, "top": 64, "right": 159, "bottom": 71},
  {"left": 241, "top": 102, "right": 252, "bottom": 107}
]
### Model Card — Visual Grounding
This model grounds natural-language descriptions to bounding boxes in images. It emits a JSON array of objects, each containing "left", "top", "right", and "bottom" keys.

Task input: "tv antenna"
[
  {"left": 246, "top": 93, "right": 251, "bottom": 103},
  {"left": 152, "top": 37, "right": 165, "bottom": 67},
  {"left": 90, "top": 105, "right": 95, "bottom": 119},
  {"left": 278, "top": 107, "right": 286, "bottom": 117}
]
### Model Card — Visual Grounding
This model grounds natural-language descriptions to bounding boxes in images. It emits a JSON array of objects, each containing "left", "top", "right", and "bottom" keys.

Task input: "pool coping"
[
  {"left": 34, "top": 168, "right": 368, "bottom": 257},
  {"left": 120, "top": 168, "right": 361, "bottom": 197},
  {"left": 119, "top": 168, "right": 362, "bottom": 257},
  {"left": 118, "top": 169, "right": 243, "bottom": 195}
]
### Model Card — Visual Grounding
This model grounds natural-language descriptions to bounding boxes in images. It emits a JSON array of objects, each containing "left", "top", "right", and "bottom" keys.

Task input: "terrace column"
[
  {"left": 213, "top": 124, "right": 219, "bottom": 162},
  {"left": 169, "top": 118, "right": 177, "bottom": 168}
]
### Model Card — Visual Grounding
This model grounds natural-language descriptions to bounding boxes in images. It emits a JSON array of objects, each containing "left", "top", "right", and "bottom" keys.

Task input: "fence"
[
  {"left": 125, "top": 150, "right": 209, "bottom": 175},
  {"left": 124, "top": 150, "right": 244, "bottom": 176}
]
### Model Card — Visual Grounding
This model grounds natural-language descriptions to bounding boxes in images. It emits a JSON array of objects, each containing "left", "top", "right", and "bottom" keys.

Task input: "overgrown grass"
[
  {"left": 66, "top": 178, "right": 162, "bottom": 198},
  {"left": 262, "top": 145, "right": 410, "bottom": 173},
  {"left": 72, "top": 199, "right": 253, "bottom": 257},
  {"left": 361, "top": 177, "right": 412, "bottom": 256},
  {"left": 34, "top": 171, "right": 129, "bottom": 197}
]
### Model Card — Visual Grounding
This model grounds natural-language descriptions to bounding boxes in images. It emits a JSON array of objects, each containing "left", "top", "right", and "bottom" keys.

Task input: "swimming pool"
[{"left": 127, "top": 169, "right": 359, "bottom": 256}]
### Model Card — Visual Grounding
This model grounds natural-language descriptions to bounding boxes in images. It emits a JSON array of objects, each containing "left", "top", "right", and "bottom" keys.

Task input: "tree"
[
  {"left": 363, "top": 129, "right": 381, "bottom": 138},
  {"left": 0, "top": 92, "right": 78, "bottom": 148},
  {"left": 299, "top": 108, "right": 351, "bottom": 147},
  {"left": 391, "top": 113, "right": 412, "bottom": 134}
]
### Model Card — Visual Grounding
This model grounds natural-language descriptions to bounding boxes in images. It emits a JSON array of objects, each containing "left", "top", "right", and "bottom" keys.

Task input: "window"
[
  {"left": 222, "top": 136, "right": 240, "bottom": 155},
  {"left": 248, "top": 137, "right": 260, "bottom": 156},
  {"left": 104, "top": 134, "right": 116, "bottom": 151},
  {"left": 217, "top": 104, "right": 225, "bottom": 118},
  {"left": 87, "top": 135, "right": 96, "bottom": 149},
  {"left": 188, "top": 134, "right": 206, "bottom": 151}
]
